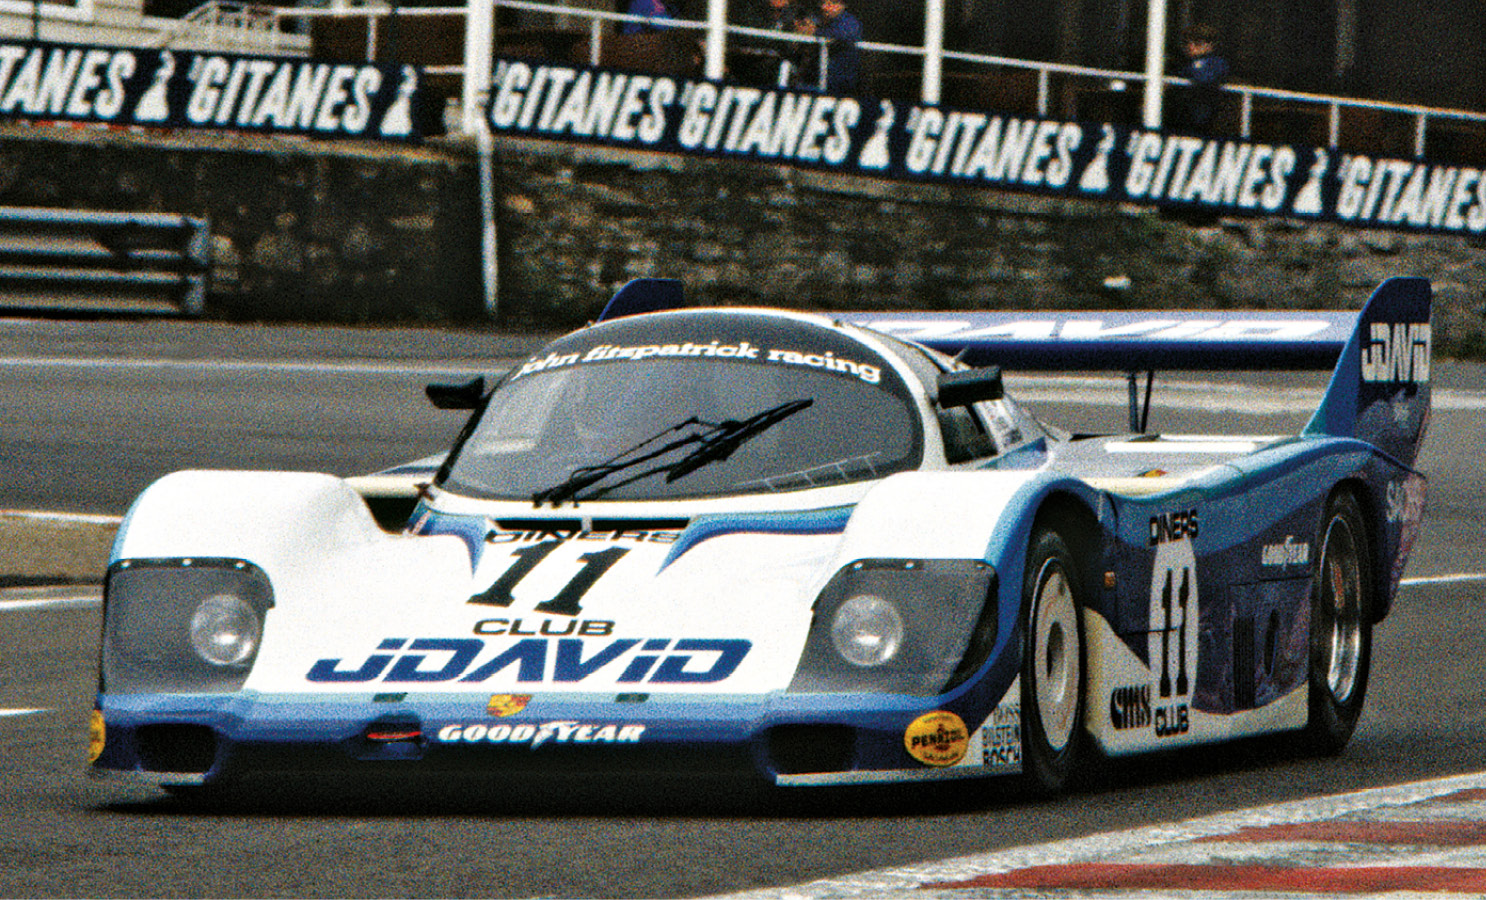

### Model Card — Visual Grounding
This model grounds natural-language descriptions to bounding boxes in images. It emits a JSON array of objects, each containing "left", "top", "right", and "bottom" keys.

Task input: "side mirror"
[
  {"left": 426, "top": 377, "right": 486, "bottom": 410},
  {"left": 936, "top": 366, "right": 1003, "bottom": 408}
]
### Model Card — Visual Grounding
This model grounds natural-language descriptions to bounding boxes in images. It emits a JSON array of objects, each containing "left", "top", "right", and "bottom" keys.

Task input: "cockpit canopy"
[{"left": 441, "top": 311, "right": 924, "bottom": 501}]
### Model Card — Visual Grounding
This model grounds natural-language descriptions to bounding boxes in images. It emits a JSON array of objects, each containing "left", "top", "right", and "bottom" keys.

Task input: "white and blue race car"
[{"left": 90, "top": 276, "right": 1431, "bottom": 796}]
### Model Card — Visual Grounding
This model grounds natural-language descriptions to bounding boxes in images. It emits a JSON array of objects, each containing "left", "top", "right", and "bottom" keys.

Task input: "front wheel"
[
  {"left": 1019, "top": 529, "right": 1088, "bottom": 793},
  {"left": 1302, "top": 490, "right": 1374, "bottom": 754}
]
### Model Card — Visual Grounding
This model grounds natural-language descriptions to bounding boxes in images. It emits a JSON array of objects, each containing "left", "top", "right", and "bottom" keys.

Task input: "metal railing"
[
  {"left": 279, "top": 2, "right": 469, "bottom": 76},
  {"left": 155, "top": 0, "right": 292, "bottom": 50},
  {"left": 0, "top": 207, "right": 210, "bottom": 316},
  {"left": 1228, "top": 84, "right": 1486, "bottom": 159},
  {"left": 184, "top": 0, "right": 280, "bottom": 33},
  {"left": 262, "top": 0, "right": 1486, "bottom": 160}
]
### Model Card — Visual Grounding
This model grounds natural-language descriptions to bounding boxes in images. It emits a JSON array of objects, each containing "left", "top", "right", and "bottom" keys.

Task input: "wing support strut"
[{"left": 1127, "top": 369, "right": 1155, "bottom": 433}]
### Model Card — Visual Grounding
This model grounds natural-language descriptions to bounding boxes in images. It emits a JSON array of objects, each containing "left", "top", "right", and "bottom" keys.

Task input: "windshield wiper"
[
  {"left": 662, "top": 398, "right": 813, "bottom": 483},
  {"left": 531, "top": 417, "right": 707, "bottom": 506},
  {"left": 530, "top": 399, "right": 813, "bottom": 505}
]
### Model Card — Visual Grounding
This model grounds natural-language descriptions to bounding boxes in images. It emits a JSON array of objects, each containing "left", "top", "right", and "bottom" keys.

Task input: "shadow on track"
[{"left": 96, "top": 732, "right": 1327, "bottom": 820}]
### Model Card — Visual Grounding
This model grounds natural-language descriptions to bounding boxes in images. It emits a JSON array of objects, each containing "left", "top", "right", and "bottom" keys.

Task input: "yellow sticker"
[
  {"left": 487, "top": 694, "right": 533, "bottom": 718},
  {"left": 88, "top": 710, "right": 106, "bottom": 764},
  {"left": 904, "top": 710, "right": 969, "bottom": 767}
]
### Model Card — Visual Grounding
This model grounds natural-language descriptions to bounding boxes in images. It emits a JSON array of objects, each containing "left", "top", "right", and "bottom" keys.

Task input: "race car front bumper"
[{"left": 90, "top": 679, "right": 1024, "bottom": 789}]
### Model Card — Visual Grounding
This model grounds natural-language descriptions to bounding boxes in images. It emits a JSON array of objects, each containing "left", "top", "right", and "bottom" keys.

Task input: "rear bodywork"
[{"left": 90, "top": 278, "right": 1430, "bottom": 790}]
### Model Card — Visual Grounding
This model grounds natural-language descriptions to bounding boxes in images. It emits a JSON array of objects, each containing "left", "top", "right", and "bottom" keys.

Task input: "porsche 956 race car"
[{"left": 90, "top": 276, "right": 1431, "bottom": 796}]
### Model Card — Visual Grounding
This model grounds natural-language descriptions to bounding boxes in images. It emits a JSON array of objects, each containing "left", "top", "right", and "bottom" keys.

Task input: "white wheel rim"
[
  {"left": 1320, "top": 515, "right": 1364, "bottom": 703},
  {"left": 1032, "top": 560, "right": 1080, "bottom": 752}
]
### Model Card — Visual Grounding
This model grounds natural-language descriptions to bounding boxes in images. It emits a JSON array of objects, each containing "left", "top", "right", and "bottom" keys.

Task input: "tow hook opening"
[
  {"left": 352, "top": 715, "right": 427, "bottom": 761},
  {"left": 365, "top": 725, "right": 423, "bottom": 743}
]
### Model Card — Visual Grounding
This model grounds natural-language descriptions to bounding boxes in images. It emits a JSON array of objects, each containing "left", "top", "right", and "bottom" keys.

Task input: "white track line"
[
  {"left": 0, "top": 573, "right": 1475, "bottom": 613},
  {"left": 1403, "top": 573, "right": 1486, "bottom": 586},
  {"left": 1, "top": 574, "right": 1474, "bottom": 615},
  {"left": 1006, "top": 375, "right": 1486, "bottom": 413},
  {"left": 2, "top": 360, "right": 1485, "bottom": 411},
  {"left": 0, "top": 496, "right": 1477, "bottom": 617},
  {"left": 0, "top": 356, "right": 500, "bottom": 376},
  {"left": 0, "top": 509, "right": 122, "bottom": 524},
  {"left": 720, "top": 771, "right": 1486, "bottom": 899},
  {"left": 0, "top": 595, "right": 101, "bottom": 612}
]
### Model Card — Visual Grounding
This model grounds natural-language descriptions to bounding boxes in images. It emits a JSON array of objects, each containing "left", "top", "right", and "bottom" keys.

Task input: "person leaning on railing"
[
  {"left": 1175, "top": 23, "right": 1230, "bottom": 134},
  {"left": 793, "top": 0, "right": 861, "bottom": 94},
  {"left": 620, "top": 0, "right": 677, "bottom": 35},
  {"left": 733, "top": 0, "right": 805, "bottom": 87}
]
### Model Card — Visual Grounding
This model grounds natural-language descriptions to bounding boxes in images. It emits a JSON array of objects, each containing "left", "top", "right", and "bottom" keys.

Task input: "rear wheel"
[
  {"left": 1303, "top": 490, "right": 1373, "bottom": 754},
  {"left": 1019, "top": 529, "right": 1088, "bottom": 793}
]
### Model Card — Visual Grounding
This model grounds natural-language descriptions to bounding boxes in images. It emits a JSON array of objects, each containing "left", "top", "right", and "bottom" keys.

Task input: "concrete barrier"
[
  {"left": 0, "top": 511, "right": 118, "bottom": 587},
  {"left": 0, "top": 206, "right": 209, "bottom": 316}
]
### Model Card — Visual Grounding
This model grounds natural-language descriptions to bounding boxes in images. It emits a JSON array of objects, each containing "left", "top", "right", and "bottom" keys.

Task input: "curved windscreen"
[{"left": 442, "top": 313, "right": 922, "bottom": 501}]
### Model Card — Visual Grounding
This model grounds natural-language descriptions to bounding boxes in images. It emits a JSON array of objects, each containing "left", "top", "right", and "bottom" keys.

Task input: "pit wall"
[{"left": 4, "top": 125, "right": 1482, "bottom": 357}]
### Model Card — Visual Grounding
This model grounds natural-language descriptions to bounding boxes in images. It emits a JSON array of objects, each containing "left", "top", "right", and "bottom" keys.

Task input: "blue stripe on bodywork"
[
  {"left": 659, "top": 506, "right": 854, "bottom": 572},
  {"left": 408, "top": 506, "right": 488, "bottom": 570}
]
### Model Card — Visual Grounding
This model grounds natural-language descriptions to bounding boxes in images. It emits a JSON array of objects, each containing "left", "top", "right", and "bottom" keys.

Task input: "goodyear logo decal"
[{"left": 435, "top": 720, "right": 644, "bottom": 747}]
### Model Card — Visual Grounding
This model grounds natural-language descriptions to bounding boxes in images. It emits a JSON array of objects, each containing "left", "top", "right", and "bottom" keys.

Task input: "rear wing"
[
  {"left": 598, "top": 277, "right": 1432, "bottom": 463},
  {"left": 599, "top": 277, "right": 1396, "bottom": 372},
  {"left": 845, "top": 308, "right": 1356, "bottom": 372}
]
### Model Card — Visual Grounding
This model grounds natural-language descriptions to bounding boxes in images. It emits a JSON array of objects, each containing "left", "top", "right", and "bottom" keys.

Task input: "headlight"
[
  {"left": 790, "top": 559, "right": 997, "bottom": 696},
  {"left": 102, "top": 558, "right": 274, "bottom": 694},
  {"left": 831, "top": 594, "right": 904, "bottom": 667},
  {"left": 189, "top": 593, "right": 263, "bottom": 666}
]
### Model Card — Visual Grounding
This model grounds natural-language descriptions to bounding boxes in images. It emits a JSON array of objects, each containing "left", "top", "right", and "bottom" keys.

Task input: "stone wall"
[
  {"left": 0, "top": 125, "right": 486, "bottom": 323},
  {"left": 490, "top": 137, "right": 1486, "bottom": 359},
  {"left": 2, "top": 124, "right": 1482, "bottom": 357}
]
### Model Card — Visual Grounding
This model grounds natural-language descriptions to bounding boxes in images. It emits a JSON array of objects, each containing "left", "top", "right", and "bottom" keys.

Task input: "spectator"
[
  {"left": 621, "top": 0, "right": 676, "bottom": 35},
  {"left": 735, "top": 0, "right": 804, "bottom": 87},
  {"left": 1176, "top": 23, "right": 1229, "bottom": 133},
  {"left": 796, "top": 0, "right": 862, "bottom": 94},
  {"left": 741, "top": 0, "right": 800, "bottom": 34}
]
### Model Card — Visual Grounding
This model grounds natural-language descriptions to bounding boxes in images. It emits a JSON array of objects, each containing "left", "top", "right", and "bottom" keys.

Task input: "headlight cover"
[
  {"left": 790, "top": 558, "right": 997, "bottom": 696},
  {"left": 102, "top": 558, "right": 274, "bottom": 694},
  {"left": 830, "top": 594, "right": 905, "bottom": 667},
  {"left": 189, "top": 593, "right": 263, "bottom": 666}
]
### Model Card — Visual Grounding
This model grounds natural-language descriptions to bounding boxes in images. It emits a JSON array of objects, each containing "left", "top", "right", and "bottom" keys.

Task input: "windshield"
[{"left": 442, "top": 313, "right": 923, "bottom": 501}]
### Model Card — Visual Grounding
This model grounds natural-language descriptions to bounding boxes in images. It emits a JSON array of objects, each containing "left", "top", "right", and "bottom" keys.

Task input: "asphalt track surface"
[{"left": 1, "top": 317, "right": 1484, "bottom": 898}]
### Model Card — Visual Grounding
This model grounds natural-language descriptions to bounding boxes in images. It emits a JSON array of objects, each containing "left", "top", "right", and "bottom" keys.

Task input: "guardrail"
[
  {"left": 152, "top": 0, "right": 307, "bottom": 51},
  {"left": 268, "top": 0, "right": 1486, "bottom": 162},
  {"left": 0, "top": 208, "right": 210, "bottom": 316}
]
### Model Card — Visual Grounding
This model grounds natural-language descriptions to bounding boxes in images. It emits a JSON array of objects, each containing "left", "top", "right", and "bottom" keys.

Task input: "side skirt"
[{"left": 1083, "top": 610, "right": 1307, "bottom": 758}]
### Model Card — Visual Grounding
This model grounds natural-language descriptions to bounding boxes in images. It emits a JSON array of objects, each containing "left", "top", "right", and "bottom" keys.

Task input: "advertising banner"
[
  {"left": 489, "top": 57, "right": 1486, "bottom": 238},
  {"left": 0, "top": 40, "right": 423, "bottom": 141}
]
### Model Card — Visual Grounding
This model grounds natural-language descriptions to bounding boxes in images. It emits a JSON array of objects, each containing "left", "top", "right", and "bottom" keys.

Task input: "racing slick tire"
[
  {"left": 1019, "top": 528, "right": 1089, "bottom": 794},
  {"left": 1302, "top": 489, "right": 1374, "bottom": 755}
]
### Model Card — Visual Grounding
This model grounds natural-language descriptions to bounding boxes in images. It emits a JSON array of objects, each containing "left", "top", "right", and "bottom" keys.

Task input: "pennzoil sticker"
[
  {"left": 904, "top": 710, "right": 969, "bottom": 767},
  {"left": 89, "top": 711, "right": 105, "bottom": 763}
]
